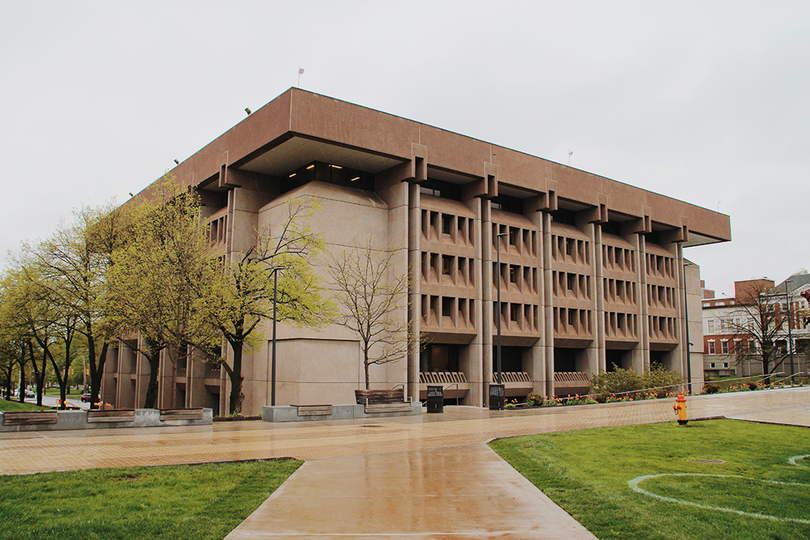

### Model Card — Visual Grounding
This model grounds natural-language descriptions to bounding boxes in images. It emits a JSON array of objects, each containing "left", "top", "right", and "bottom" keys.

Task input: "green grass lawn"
[
  {"left": 0, "top": 398, "right": 49, "bottom": 411},
  {"left": 490, "top": 420, "right": 810, "bottom": 540},
  {"left": 0, "top": 459, "right": 301, "bottom": 540}
]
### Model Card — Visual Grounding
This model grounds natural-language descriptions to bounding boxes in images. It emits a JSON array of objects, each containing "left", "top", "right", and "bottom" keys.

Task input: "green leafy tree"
[
  {"left": 0, "top": 266, "right": 52, "bottom": 405},
  {"left": 31, "top": 204, "right": 125, "bottom": 407},
  {"left": 107, "top": 178, "right": 219, "bottom": 408},
  {"left": 326, "top": 236, "right": 418, "bottom": 390},
  {"left": 203, "top": 198, "right": 335, "bottom": 414}
]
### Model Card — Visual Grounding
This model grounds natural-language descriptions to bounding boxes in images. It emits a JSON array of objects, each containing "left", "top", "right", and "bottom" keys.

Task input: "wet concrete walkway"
[
  {"left": 1, "top": 386, "right": 808, "bottom": 539},
  {"left": 226, "top": 445, "right": 596, "bottom": 540}
]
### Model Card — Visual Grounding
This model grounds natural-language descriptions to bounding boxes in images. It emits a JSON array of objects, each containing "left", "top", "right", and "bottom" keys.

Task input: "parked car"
[
  {"left": 12, "top": 389, "right": 34, "bottom": 399},
  {"left": 80, "top": 393, "right": 93, "bottom": 403}
]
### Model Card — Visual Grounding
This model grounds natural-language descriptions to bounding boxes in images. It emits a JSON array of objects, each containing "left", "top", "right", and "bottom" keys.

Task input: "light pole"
[
  {"left": 785, "top": 280, "right": 795, "bottom": 385},
  {"left": 270, "top": 266, "right": 284, "bottom": 406},
  {"left": 490, "top": 231, "right": 508, "bottom": 411}
]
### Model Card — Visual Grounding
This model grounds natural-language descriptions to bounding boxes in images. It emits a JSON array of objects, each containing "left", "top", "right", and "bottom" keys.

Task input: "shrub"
[
  {"left": 703, "top": 383, "right": 720, "bottom": 394},
  {"left": 590, "top": 366, "right": 643, "bottom": 395},
  {"left": 590, "top": 363, "right": 684, "bottom": 397},
  {"left": 643, "top": 363, "right": 684, "bottom": 393},
  {"left": 747, "top": 381, "right": 758, "bottom": 391},
  {"left": 527, "top": 392, "right": 544, "bottom": 407}
]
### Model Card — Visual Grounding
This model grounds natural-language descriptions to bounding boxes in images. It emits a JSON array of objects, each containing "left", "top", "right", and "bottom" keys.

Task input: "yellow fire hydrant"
[{"left": 673, "top": 393, "right": 688, "bottom": 425}]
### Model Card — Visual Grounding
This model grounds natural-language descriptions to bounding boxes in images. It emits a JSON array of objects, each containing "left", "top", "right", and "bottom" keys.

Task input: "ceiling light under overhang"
[{"left": 350, "top": 176, "right": 360, "bottom": 182}]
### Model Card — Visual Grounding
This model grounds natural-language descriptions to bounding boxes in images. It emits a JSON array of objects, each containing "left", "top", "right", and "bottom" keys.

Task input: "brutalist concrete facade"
[{"left": 102, "top": 89, "right": 731, "bottom": 415}]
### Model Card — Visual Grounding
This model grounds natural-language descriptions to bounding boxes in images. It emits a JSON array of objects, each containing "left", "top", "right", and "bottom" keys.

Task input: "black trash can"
[
  {"left": 426, "top": 385, "right": 444, "bottom": 413},
  {"left": 489, "top": 383, "right": 505, "bottom": 411}
]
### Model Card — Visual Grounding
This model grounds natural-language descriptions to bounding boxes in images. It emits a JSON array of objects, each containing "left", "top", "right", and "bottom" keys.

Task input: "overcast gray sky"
[{"left": 2, "top": 1, "right": 808, "bottom": 297}]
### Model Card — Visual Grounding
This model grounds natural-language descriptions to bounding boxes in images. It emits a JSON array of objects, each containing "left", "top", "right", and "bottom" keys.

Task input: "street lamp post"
[{"left": 270, "top": 266, "right": 284, "bottom": 406}]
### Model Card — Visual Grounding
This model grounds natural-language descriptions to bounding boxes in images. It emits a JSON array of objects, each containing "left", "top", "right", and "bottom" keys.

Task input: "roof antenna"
[
  {"left": 298, "top": 67, "right": 305, "bottom": 88},
  {"left": 568, "top": 151, "right": 573, "bottom": 166}
]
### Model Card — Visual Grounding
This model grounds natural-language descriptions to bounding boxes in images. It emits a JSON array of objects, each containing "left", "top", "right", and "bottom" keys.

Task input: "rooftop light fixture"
[
  {"left": 245, "top": 107, "right": 252, "bottom": 115},
  {"left": 174, "top": 159, "right": 179, "bottom": 165}
]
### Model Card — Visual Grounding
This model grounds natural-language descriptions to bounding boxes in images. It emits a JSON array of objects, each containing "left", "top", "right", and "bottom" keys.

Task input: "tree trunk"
[
  {"left": 228, "top": 341, "right": 244, "bottom": 414},
  {"left": 88, "top": 341, "right": 108, "bottom": 408},
  {"left": 143, "top": 344, "right": 162, "bottom": 409},
  {"left": 364, "top": 346, "right": 370, "bottom": 390}
]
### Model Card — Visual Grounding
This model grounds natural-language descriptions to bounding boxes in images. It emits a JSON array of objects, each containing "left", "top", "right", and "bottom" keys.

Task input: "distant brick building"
[{"left": 703, "top": 275, "right": 810, "bottom": 379}]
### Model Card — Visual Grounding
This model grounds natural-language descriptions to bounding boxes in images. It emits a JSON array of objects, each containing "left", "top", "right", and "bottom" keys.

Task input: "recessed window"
[{"left": 442, "top": 214, "right": 453, "bottom": 235}]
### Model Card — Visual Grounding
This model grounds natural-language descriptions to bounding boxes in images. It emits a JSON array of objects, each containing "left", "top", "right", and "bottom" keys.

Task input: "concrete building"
[
  {"left": 702, "top": 276, "right": 810, "bottom": 379},
  {"left": 102, "top": 89, "right": 731, "bottom": 414}
]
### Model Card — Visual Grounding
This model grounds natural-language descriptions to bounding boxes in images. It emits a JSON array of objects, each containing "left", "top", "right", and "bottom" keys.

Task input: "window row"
[
  {"left": 209, "top": 215, "right": 227, "bottom": 245},
  {"left": 423, "top": 253, "right": 475, "bottom": 287},
  {"left": 706, "top": 318, "right": 747, "bottom": 334},
  {"left": 707, "top": 338, "right": 757, "bottom": 355},
  {"left": 421, "top": 209, "right": 474, "bottom": 246},
  {"left": 553, "top": 307, "right": 593, "bottom": 336},
  {"left": 492, "top": 223, "right": 538, "bottom": 258},
  {"left": 422, "top": 295, "right": 475, "bottom": 330},
  {"left": 647, "top": 285, "right": 677, "bottom": 309},
  {"left": 551, "top": 235, "right": 591, "bottom": 266},
  {"left": 493, "top": 262, "right": 540, "bottom": 294},
  {"left": 494, "top": 302, "right": 541, "bottom": 333},
  {"left": 646, "top": 253, "right": 676, "bottom": 279},
  {"left": 602, "top": 245, "right": 636, "bottom": 273},
  {"left": 649, "top": 316, "right": 678, "bottom": 340},
  {"left": 605, "top": 312, "right": 639, "bottom": 339},
  {"left": 552, "top": 271, "right": 592, "bottom": 300},
  {"left": 708, "top": 362, "right": 730, "bottom": 369},
  {"left": 604, "top": 279, "right": 637, "bottom": 305}
]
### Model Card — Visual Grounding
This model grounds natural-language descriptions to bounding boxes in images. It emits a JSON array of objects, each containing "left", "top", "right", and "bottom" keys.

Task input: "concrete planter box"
[
  {"left": 0, "top": 408, "right": 213, "bottom": 432},
  {"left": 262, "top": 402, "right": 422, "bottom": 423}
]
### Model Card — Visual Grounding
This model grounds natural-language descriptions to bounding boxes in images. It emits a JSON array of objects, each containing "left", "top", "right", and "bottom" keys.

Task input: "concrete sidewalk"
[
  {"left": 1, "top": 386, "right": 808, "bottom": 539},
  {"left": 225, "top": 444, "right": 597, "bottom": 540}
]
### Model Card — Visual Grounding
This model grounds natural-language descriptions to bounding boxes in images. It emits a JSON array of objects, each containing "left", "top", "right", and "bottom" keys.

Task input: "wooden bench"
[
  {"left": 159, "top": 409, "right": 204, "bottom": 421},
  {"left": 354, "top": 388, "right": 405, "bottom": 405},
  {"left": 292, "top": 404, "right": 333, "bottom": 417},
  {"left": 2, "top": 411, "right": 58, "bottom": 426},
  {"left": 364, "top": 402, "right": 413, "bottom": 414},
  {"left": 87, "top": 410, "right": 136, "bottom": 423}
]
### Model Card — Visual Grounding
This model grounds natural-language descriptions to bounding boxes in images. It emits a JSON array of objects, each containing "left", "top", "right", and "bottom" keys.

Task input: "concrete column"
[
  {"left": 481, "top": 200, "right": 493, "bottom": 405},
  {"left": 542, "top": 211, "right": 555, "bottom": 397},
  {"left": 636, "top": 234, "right": 650, "bottom": 372},
  {"left": 529, "top": 210, "right": 548, "bottom": 395},
  {"left": 466, "top": 196, "right": 484, "bottom": 406},
  {"left": 583, "top": 222, "right": 600, "bottom": 376},
  {"left": 594, "top": 223, "right": 606, "bottom": 374},
  {"left": 407, "top": 182, "right": 422, "bottom": 403},
  {"left": 673, "top": 243, "right": 686, "bottom": 377}
]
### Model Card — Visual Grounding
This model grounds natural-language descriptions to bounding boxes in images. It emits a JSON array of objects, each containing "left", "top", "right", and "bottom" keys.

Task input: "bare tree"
[
  {"left": 326, "top": 236, "right": 419, "bottom": 390},
  {"left": 203, "top": 198, "right": 334, "bottom": 414},
  {"left": 728, "top": 280, "right": 796, "bottom": 382}
]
